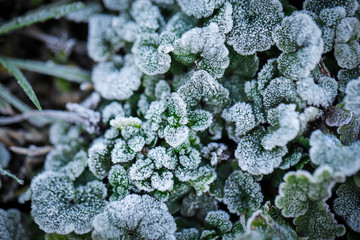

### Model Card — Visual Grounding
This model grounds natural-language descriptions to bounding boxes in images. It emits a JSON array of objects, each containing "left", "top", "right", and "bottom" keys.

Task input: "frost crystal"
[
  {"left": 31, "top": 172, "right": 107, "bottom": 235},
  {"left": 92, "top": 55, "right": 142, "bottom": 101},
  {"left": 88, "top": 138, "right": 113, "bottom": 179},
  {"left": 92, "top": 194, "right": 176, "bottom": 239},
  {"left": 101, "top": 102, "right": 125, "bottom": 124},
  {"left": 108, "top": 164, "right": 129, "bottom": 200},
  {"left": 130, "top": 0, "right": 163, "bottom": 32},
  {"left": 209, "top": 2, "right": 233, "bottom": 34},
  {"left": 0, "top": 209, "right": 28, "bottom": 240},
  {"left": 309, "top": 130, "right": 360, "bottom": 176},
  {"left": 227, "top": 0, "right": 284, "bottom": 55},
  {"left": 223, "top": 170, "right": 263, "bottom": 215},
  {"left": 235, "top": 128, "right": 287, "bottom": 175},
  {"left": 273, "top": 12, "right": 323, "bottom": 79},
  {"left": 103, "top": 0, "right": 131, "bottom": 11}
]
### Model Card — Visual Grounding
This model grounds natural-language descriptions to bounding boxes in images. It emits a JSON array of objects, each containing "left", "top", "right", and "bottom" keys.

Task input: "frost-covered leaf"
[
  {"left": 111, "top": 138, "right": 136, "bottom": 163},
  {"left": 175, "top": 228, "right": 200, "bottom": 240},
  {"left": 189, "top": 166, "right": 217, "bottom": 195},
  {"left": 222, "top": 102, "right": 257, "bottom": 138},
  {"left": 180, "top": 192, "right": 218, "bottom": 219},
  {"left": 130, "top": 0, "right": 163, "bottom": 32},
  {"left": 176, "top": 0, "right": 225, "bottom": 19},
  {"left": 92, "top": 194, "right": 176, "bottom": 240},
  {"left": 151, "top": 171, "right": 174, "bottom": 191},
  {"left": 66, "top": 3, "right": 102, "bottom": 23},
  {"left": 129, "top": 158, "right": 155, "bottom": 181},
  {"left": 132, "top": 33, "right": 172, "bottom": 75},
  {"left": 164, "top": 125, "right": 190, "bottom": 148},
  {"left": 235, "top": 128, "right": 287, "bottom": 175},
  {"left": 273, "top": 12, "right": 323, "bottom": 79},
  {"left": 227, "top": 0, "right": 284, "bottom": 55},
  {"left": 208, "top": 2, "right": 233, "bottom": 34},
  {"left": 103, "top": 0, "right": 131, "bottom": 11},
  {"left": 309, "top": 130, "right": 360, "bottom": 176},
  {"left": 333, "top": 183, "right": 360, "bottom": 232},
  {"left": 102, "top": 102, "right": 124, "bottom": 124},
  {"left": 66, "top": 102, "right": 101, "bottom": 134},
  {"left": 88, "top": 138, "right": 113, "bottom": 180},
  {"left": 188, "top": 109, "right": 213, "bottom": 131},
  {"left": 223, "top": 170, "right": 263, "bottom": 215},
  {"left": 262, "top": 104, "right": 300, "bottom": 150},
  {"left": 325, "top": 103, "right": 353, "bottom": 127},
  {"left": 275, "top": 166, "right": 343, "bottom": 218},
  {"left": 0, "top": 208, "right": 29, "bottom": 240},
  {"left": 334, "top": 17, "right": 360, "bottom": 69},
  {"left": 87, "top": 14, "right": 121, "bottom": 61},
  {"left": 92, "top": 55, "right": 142, "bottom": 100},
  {"left": 201, "top": 210, "right": 232, "bottom": 239},
  {"left": 344, "top": 78, "right": 360, "bottom": 116},
  {"left": 177, "top": 70, "right": 229, "bottom": 113},
  {"left": 173, "top": 23, "right": 229, "bottom": 79},
  {"left": 201, "top": 142, "right": 230, "bottom": 166},
  {"left": 31, "top": 172, "right": 107, "bottom": 235},
  {"left": 279, "top": 146, "right": 303, "bottom": 170},
  {"left": 338, "top": 116, "right": 360, "bottom": 145},
  {"left": 297, "top": 76, "right": 338, "bottom": 107},
  {"left": 108, "top": 165, "right": 129, "bottom": 200},
  {"left": 295, "top": 201, "right": 345, "bottom": 240},
  {"left": 304, "top": 0, "right": 359, "bottom": 16}
]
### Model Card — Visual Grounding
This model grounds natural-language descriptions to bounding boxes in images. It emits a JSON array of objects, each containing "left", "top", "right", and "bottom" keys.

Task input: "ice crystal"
[
  {"left": 176, "top": 0, "right": 225, "bottom": 19},
  {"left": 0, "top": 209, "right": 28, "bottom": 240},
  {"left": 344, "top": 78, "right": 360, "bottom": 116}
]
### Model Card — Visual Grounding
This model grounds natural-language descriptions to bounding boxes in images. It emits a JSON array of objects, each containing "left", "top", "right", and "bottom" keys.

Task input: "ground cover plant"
[{"left": 0, "top": 0, "right": 360, "bottom": 239}]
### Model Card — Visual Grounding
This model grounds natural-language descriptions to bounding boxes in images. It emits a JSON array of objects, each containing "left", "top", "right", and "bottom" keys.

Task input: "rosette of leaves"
[
  {"left": 309, "top": 130, "right": 360, "bottom": 176},
  {"left": 235, "top": 128, "right": 288, "bottom": 175},
  {"left": 0, "top": 208, "right": 29, "bottom": 240},
  {"left": 227, "top": 0, "right": 284, "bottom": 55},
  {"left": 30, "top": 172, "right": 107, "bottom": 235},
  {"left": 91, "top": 54, "right": 143, "bottom": 101},
  {"left": 92, "top": 194, "right": 176, "bottom": 239},
  {"left": 223, "top": 170, "right": 263, "bottom": 215},
  {"left": 275, "top": 166, "right": 345, "bottom": 239},
  {"left": 272, "top": 12, "right": 324, "bottom": 80},
  {"left": 333, "top": 183, "right": 360, "bottom": 233},
  {"left": 173, "top": 23, "right": 230, "bottom": 79},
  {"left": 200, "top": 210, "right": 235, "bottom": 240}
]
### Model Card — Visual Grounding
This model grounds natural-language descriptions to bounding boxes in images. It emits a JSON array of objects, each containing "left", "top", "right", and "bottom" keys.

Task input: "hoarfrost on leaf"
[
  {"left": 273, "top": 12, "right": 323, "bottom": 79},
  {"left": 30, "top": 172, "right": 107, "bottom": 235},
  {"left": 344, "top": 78, "right": 360, "bottom": 116},
  {"left": 129, "top": 158, "right": 155, "bottom": 181},
  {"left": 130, "top": 0, "right": 163, "bottom": 32},
  {"left": 101, "top": 101, "right": 125, "bottom": 124},
  {"left": 261, "top": 104, "right": 300, "bottom": 150},
  {"left": 333, "top": 183, "right": 360, "bottom": 232},
  {"left": 235, "top": 128, "right": 287, "bottom": 175},
  {"left": 103, "top": 0, "right": 131, "bottom": 11},
  {"left": 304, "top": 0, "right": 359, "bottom": 16},
  {"left": 297, "top": 76, "right": 338, "bottom": 107},
  {"left": 164, "top": 125, "right": 189, "bottom": 148},
  {"left": 201, "top": 142, "right": 230, "bottom": 166},
  {"left": 227, "top": 0, "right": 284, "bottom": 55},
  {"left": 223, "top": 170, "right": 263, "bottom": 215},
  {"left": 176, "top": 0, "right": 225, "bottom": 19},
  {"left": 188, "top": 109, "right": 213, "bottom": 131},
  {"left": 151, "top": 171, "right": 174, "bottom": 191},
  {"left": 309, "top": 130, "right": 360, "bottom": 176},
  {"left": 108, "top": 165, "right": 129, "bottom": 200},
  {"left": 111, "top": 138, "right": 136, "bottom": 163},
  {"left": 88, "top": 138, "right": 113, "bottom": 180},
  {"left": 92, "top": 194, "right": 176, "bottom": 240},
  {"left": 208, "top": 2, "right": 233, "bottom": 34},
  {"left": 0, "top": 208, "right": 28, "bottom": 240}
]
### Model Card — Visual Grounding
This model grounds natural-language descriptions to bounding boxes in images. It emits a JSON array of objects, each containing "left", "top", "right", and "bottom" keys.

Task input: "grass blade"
[
  {"left": 0, "top": 56, "right": 42, "bottom": 112},
  {"left": 7, "top": 58, "right": 91, "bottom": 83},
  {"left": 0, "top": 1, "right": 85, "bottom": 35}
]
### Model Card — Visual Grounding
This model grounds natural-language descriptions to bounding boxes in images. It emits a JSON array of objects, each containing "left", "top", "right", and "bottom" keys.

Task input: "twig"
[{"left": 10, "top": 145, "right": 53, "bottom": 157}]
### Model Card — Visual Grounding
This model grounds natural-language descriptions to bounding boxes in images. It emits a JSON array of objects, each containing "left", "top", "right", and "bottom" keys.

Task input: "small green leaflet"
[
  {"left": 0, "top": 2, "right": 85, "bottom": 35},
  {"left": 0, "top": 56, "right": 42, "bottom": 112}
]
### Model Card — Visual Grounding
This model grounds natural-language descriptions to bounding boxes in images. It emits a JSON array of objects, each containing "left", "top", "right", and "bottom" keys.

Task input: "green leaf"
[
  {"left": 0, "top": 1, "right": 85, "bottom": 35},
  {"left": 0, "top": 56, "right": 42, "bottom": 112},
  {"left": 6, "top": 58, "right": 90, "bottom": 83}
]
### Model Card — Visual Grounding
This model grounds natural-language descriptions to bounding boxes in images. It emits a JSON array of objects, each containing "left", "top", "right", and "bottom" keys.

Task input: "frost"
[
  {"left": 304, "top": 0, "right": 359, "bottom": 16},
  {"left": 297, "top": 76, "right": 338, "bottom": 107},
  {"left": 66, "top": 102, "right": 101, "bottom": 134},
  {"left": 0, "top": 142, "right": 10, "bottom": 170},
  {"left": 110, "top": 116, "right": 142, "bottom": 129},
  {"left": 334, "top": 17, "right": 360, "bottom": 69},
  {"left": 148, "top": 146, "right": 177, "bottom": 170},
  {"left": 227, "top": 0, "right": 284, "bottom": 55},
  {"left": 0, "top": 208, "right": 28, "bottom": 240},
  {"left": 103, "top": 0, "right": 131, "bottom": 11},
  {"left": 92, "top": 55, "right": 142, "bottom": 101},
  {"left": 222, "top": 102, "right": 257, "bottom": 138},
  {"left": 87, "top": 14, "right": 121, "bottom": 61},
  {"left": 223, "top": 170, "right": 263, "bottom": 215},
  {"left": 188, "top": 109, "right": 213, "bottom": 131},
  {"left": 189, "top": 165, "right": 217, "bottom": 195},
  {"left": 88, "top": 138, "right": 113, "bottom": 179},
  {"left": 66, "top": 3, "right": 102, "bottom": 23},
  {"left": 130, "top": 0, "right": 163, "bottom": 32},
  {"left": 101, "top": 102, "right": 124, "bottom": 124},
  {"left": 333, "top": 183, "right": 360, "bottom": 232},
  {"left": 309, "top": 130, "right": 360, "bottom": 176},
  {"left": 295, "top": 201, "right": 345, "bottom": 240},
  {"left": 275, "top": 166, "right": 343, "bottom": 218},
  {"left": 111, "top": 139, "right": 136, "bottom": 163},
  {"left": 261, "top": 104, "right": 300, "bottom": 150},
  {"left": 175, "top": 228, "right": 200, "bottom": 240},
  {"left": 273, "top": 12, "right": 323, "bottom": 79},
  {"left": 112, "top": 14, "right": 138, "bottom": 42},
  {"left": 176, "top": 0, "right": 225, "bottom": 19},
  {"left": 154, "top": 80, "right": 171, "bottom": 100},
  {"left": 180, "top": 192, "right": 218, "bottom": 219},
  {"left": 177, "top": 70, "right": 229, "bottom": 113},
  {"left": 164, "top": 125, "right": 190, "bottom": 148},
  {"left": 129, "top": 158, "right": 155, "bottom": 181},
  {"left": 201, "top": 142, "right": 230, "bottom": 166},
  {"left": 31, "top": 172, "right": 107, "bottom": 235},
  {"left": 164, "top": 12, "right": 195, "bottom": 38},
  {"left": 201, "top": 210, "right": 233, "bottom": 239},
  {"left": 208, "top": 2, "right": 233, "bottom": 34},
  {"left": 151, "top": 171, "right": 174, "bottom": 191},
  {"left": 344, "top": 78, "right": 360, "bottom": 116},
  {"left": 262, "top": 77, "right": 300, "bottom": 110},
  {"left": 235, "top": 128, "right": 288, "bottom": 175},
  {"left": 44, "top": 150, "right": 87, "bottom": 181},
  {"left": 92, "top": 194, "right": 176, "bottom": 239},
  {"left": 279, "top": 146, "right": 303, "bottom": 170},
  {"left": 108, "top": 165, "right": 129, "bottom": 200},
  {"left": 132, "top": 33, "right": 172, "bottom": 75},
  {"left": 173, "top": 23, "right": 229, "bottom": 79}
]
